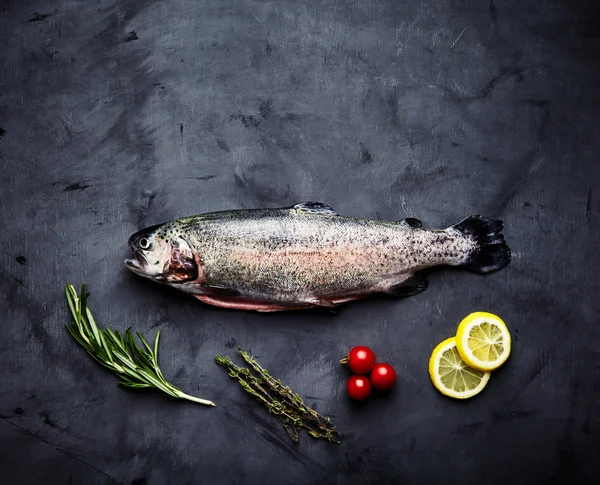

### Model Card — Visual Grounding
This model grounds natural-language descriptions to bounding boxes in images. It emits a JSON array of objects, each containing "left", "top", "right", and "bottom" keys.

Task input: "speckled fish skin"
[{"left": 124, "top": 202, "right": 511, "bottom": 311}]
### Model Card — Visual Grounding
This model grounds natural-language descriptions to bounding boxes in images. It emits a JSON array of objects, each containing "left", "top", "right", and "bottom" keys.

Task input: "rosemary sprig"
[
  {"left": 215, "top": 347, "right": 340, "bottom": 444},
  {"left": 65, "top": 284, "right": 215, "bottom": 407}
]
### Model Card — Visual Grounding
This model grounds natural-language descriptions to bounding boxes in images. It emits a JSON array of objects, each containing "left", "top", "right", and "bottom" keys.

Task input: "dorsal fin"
[
  {"left": 399, "top": 217, "right": 423, "bottom": 228},
  {"left": 291, "top": 202, "right": 339, "bottom": 216}
]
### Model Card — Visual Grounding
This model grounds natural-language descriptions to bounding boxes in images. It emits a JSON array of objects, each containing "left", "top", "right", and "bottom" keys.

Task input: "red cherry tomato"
[
  {"left": 341, "top": 346, "right": 376, "bottom": 374},
  {"left": 370, "top": 363, "right": 397, "bottom": 390},
  {"left": 346, "top": 375, "right": 371, "bottom": 400}
]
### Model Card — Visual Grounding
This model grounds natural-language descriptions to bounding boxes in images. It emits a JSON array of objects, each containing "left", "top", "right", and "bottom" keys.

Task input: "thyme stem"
[{"left": 215, "top": 351, "right": 340, "bottom": 444}]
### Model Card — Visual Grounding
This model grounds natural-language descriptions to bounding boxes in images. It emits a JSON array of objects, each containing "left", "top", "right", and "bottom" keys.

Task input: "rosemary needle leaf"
[
  {"left": 65, "top": 284, "right": 215, "bottom": 407},
  {"left": 119, "top": 382, "right": 152, "bottom": 389},
  {"left": 152, "top": 333, "right": 161, "bottom": 360},
  {"left": 137, "top": 331, "right": 154, "bottom": 357}
]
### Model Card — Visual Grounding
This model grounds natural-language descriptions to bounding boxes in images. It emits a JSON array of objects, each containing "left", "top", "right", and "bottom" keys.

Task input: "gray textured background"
[{"left": 1, "top": 1, "right": 598, "bottom": 484}]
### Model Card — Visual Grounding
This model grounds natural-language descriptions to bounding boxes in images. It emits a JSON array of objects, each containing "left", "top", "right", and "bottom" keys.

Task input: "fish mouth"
[{"left": 124, "top": 251, "right": 149, "bottom": 274}]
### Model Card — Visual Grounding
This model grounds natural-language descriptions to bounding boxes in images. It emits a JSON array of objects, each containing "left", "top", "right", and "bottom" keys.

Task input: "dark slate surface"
[{"left": 1, "top": 1, "right": 598, "bottom": 484}]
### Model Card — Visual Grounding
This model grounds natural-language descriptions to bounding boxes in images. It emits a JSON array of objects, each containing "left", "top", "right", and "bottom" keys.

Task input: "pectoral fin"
[
  {"left": 182, "top": 283, "right": 240, "bottom": 297},
  {"left": 204, "top": 285, "right": 241, "bottom": 297}
]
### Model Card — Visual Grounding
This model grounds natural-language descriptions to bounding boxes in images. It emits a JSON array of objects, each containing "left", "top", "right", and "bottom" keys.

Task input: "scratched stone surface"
[{"left": 0, "top": 1, "right": 599, "bottom": 484}]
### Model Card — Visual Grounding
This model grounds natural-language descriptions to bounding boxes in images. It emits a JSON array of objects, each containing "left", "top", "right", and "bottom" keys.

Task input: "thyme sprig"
[
  {"left": 65, "top": 284, "right": 214, "bottom": 406},
  {"left": 216, "top": 347, "right": 339, "bottom": 444}
]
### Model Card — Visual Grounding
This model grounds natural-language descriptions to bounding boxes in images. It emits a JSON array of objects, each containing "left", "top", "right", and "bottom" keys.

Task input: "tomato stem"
[{"left": 339, "top": 357, "right": 349, "bottom": 365}]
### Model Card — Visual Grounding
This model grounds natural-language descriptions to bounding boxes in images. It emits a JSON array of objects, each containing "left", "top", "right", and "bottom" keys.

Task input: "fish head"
[{"left": 124, "top": 223, "right": 199, "bottom": 283}]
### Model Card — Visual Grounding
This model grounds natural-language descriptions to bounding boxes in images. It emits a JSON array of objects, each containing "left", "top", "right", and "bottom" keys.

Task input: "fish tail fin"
[{"left": 450, "top": 215, "right": 511, "bottom": 274}]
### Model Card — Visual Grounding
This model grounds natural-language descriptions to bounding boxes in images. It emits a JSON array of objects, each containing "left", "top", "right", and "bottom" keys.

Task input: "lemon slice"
[
  {"left": 429, "top": 337, "right": 491, "bottom": 399},
  {"left": 456, "top": 312, "right": 511, "bottom": 371}
]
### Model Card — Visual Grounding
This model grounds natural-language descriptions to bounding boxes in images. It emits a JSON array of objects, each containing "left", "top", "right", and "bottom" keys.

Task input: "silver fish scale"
[{"left": 176, "top": 208, "right": 473, "bottom": 304}]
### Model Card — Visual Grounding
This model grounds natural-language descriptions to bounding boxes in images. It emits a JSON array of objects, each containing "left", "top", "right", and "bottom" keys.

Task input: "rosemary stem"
[{"left": 177, "top": 391, "right": 216, "bottom": 407}]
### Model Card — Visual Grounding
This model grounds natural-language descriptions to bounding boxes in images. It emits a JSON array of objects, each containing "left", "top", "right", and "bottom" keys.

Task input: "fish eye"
[{"left": 139, "top": 237, "right": 151, "bottom": 250}]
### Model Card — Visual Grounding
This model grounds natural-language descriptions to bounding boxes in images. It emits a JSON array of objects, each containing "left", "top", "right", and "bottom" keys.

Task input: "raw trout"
[{"left": 124, "top": 202, "right": 511, "bottom": 311}]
